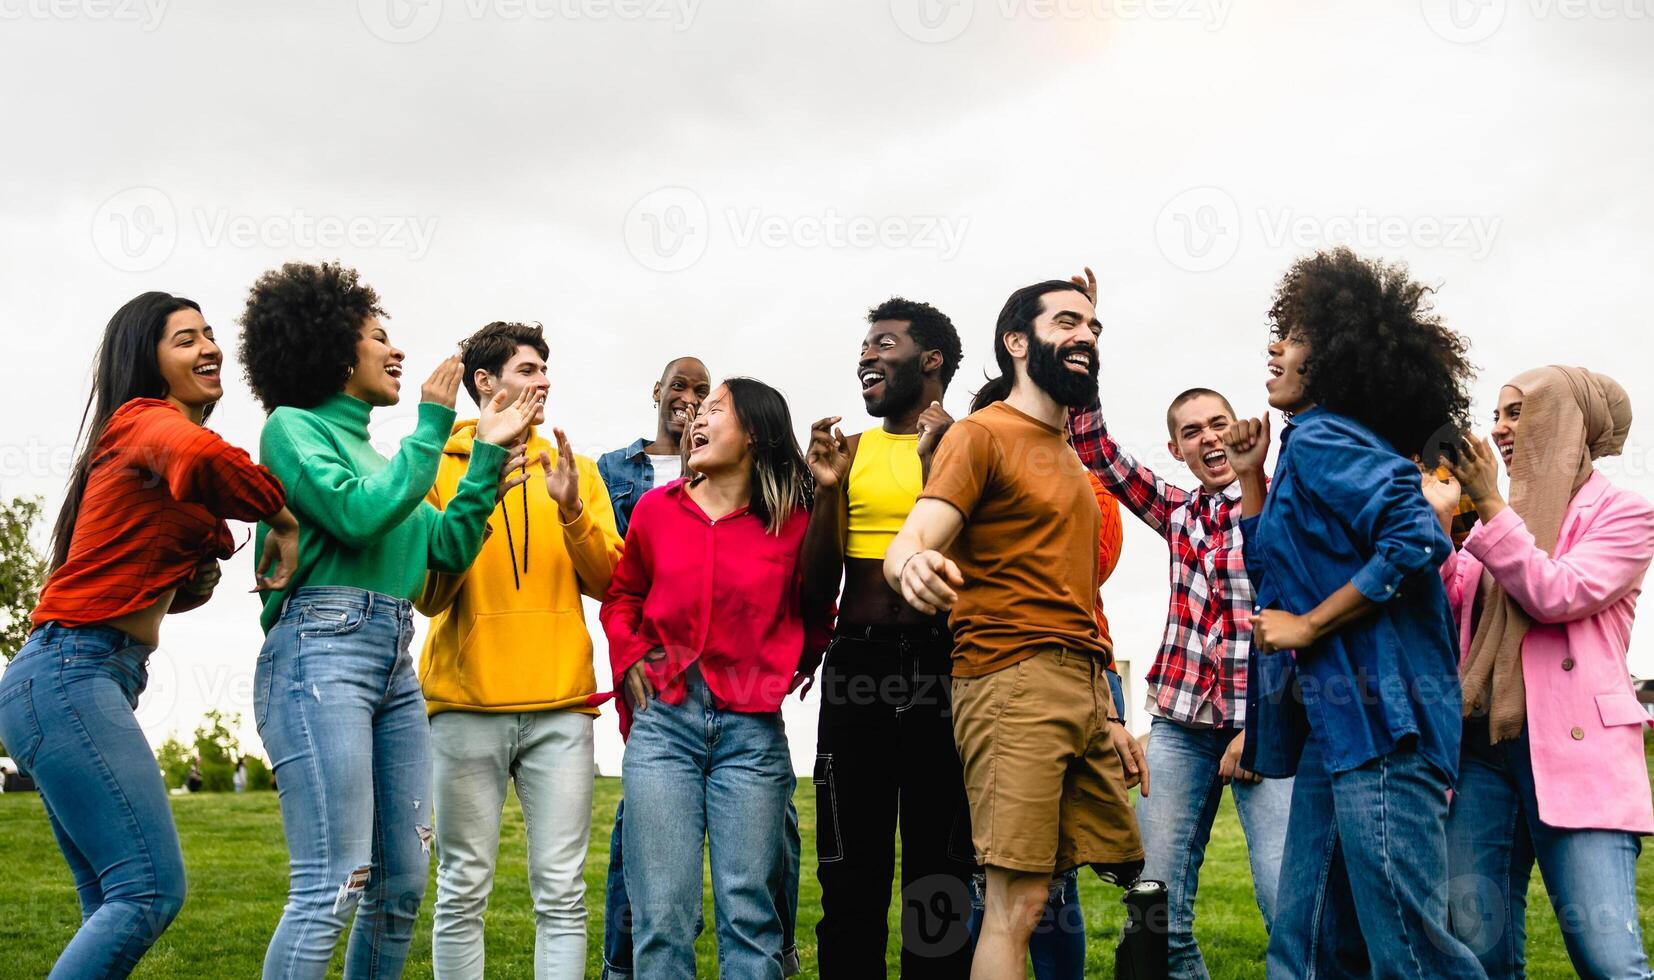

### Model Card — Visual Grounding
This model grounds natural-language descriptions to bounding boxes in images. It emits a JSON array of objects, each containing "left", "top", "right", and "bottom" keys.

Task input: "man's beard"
[
  {"left": 1026, "top": 335, "right": 1099, "bottom": 407},
  {"left": 863, "top": 353, "right": 925, "bottom": 418}
]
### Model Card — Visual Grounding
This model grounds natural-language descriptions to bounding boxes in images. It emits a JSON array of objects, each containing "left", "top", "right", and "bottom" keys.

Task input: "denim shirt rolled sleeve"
[{"left": 1247, "top": 408, "right": 1463, "bottom": 784}]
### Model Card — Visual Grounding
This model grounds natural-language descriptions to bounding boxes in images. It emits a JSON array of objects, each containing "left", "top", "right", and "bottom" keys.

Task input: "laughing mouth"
[
  {"left": 192, "top": 363, "right": 221, "bottom": 379},
  {"left": 1063, "top": 349, "right": 1095, "bottom": 373},
  {"left": 859, "top": 369, "right": 885, "bottom": 392},
  {"left": 691, "top": 432, "right": 710, "bottom": 449},
  {"left": 386, "top": 364, "right": 402, "bottom": 379},
  {"left": 1203, "top": 450, "right": 1229, "bottom": 468}
]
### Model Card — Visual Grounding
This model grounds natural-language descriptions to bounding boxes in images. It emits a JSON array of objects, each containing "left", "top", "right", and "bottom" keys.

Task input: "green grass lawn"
[{"left": 4, "top": 755, "right": 1652, "bottom": 978}]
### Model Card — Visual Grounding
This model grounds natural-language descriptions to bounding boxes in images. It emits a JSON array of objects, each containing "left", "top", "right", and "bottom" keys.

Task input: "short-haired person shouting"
[
  {"left": 1065, "top": 266, "right": 1291, "bottom": 979},
  {"left": 884, "top": 279, "right": 1146, "bottom": 979}
]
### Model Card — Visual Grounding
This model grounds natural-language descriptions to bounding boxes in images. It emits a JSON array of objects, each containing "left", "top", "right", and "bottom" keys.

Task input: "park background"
[{"left": 2, "top": 0, "right": 1653, "bottom": 975}]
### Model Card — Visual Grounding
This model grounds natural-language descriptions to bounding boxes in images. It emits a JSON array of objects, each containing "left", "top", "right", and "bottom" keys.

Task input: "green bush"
[{"left": 243, "top": 756, "right": 274, "bottom": 791}]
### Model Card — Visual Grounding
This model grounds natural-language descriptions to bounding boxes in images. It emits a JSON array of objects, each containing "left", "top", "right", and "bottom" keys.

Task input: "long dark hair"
[
  {"left": 51, "top": 292, "right": 208, "bottom": 571},
  {"left": 701, "top": 377, "right": 813, "bottom": 534},
  {"left": 971, "top": 280, "right": 1088, "bottom": 412}
]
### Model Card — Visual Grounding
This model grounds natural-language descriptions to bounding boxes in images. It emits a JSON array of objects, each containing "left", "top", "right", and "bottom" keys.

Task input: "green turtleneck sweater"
[{"left": 256, "top": 393, "right": 507, "bottom": 633}]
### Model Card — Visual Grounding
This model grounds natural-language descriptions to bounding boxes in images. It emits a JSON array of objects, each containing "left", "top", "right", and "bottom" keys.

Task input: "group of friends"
[{"left": 1, "top": 246, "right": 1651, "bottom": 980}]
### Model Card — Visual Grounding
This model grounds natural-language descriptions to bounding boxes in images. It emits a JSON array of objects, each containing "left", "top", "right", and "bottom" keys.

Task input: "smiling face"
[
  {"left": 686, "top": 384, "right": 750, "bottom": 475},
  {"left": 1167, "top": 394, "right": 1238, "bottom": 491},
  {"left": 1265, "top": 330, "right": 1312, "bottom": 412},
  {"left": 1491, "top": 384, "right": 1523, "bottom": 470},
  {"left": 1016, "top": 289, "right": 1100, "bottom": 407},
  {"left": 655, "top": 358, "right": 711, "bottom": 441},
  {"left": 857, "top": 319, "right": 932, "bottom": 418},
  {"left": 476, "top": 344, "right": 549, "bottom": 425},
  {"left": 341, "top": 315, "right": 406, "bottom": 407},
  {"left": 156, "top": 307, "right": 223, "bottom": 413}
]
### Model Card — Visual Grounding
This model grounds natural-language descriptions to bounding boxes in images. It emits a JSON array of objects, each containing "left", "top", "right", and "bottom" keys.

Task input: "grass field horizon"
[{"left": 4, "top": 755, "right": 1651, "bottom": 976}]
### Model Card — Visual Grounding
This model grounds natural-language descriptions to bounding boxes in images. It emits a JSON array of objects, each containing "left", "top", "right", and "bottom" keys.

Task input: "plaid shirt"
[{"left": 1069, "top": 404, "right": 1252, "bottom": 727}]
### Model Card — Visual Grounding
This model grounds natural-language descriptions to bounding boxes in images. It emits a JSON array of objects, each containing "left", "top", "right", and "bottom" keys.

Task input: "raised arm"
[
  {"left": 800, "top": 417, "right": 853, "bottom": 612},
  {"left": 882, "top": 497, "right": 966, "bottom": 616},
  {"left": 1069, "top": 398, "right": 1188, "bottom": 536},
  {"left": 425, "top": 387, "right": 541, "bottom": 572}
]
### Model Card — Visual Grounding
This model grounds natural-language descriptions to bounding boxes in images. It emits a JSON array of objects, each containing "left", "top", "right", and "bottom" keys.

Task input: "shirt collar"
[{"left": 624, "top": 436, "right": 652, "bottom": 460}]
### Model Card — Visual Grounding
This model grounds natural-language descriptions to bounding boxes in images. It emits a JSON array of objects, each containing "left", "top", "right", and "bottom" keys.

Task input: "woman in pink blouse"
[
  {"left": 600, "top": 377, "right": 832, "bottom": 980},
  {"left": 1432, "top": 366, "right": 1654, "bottom": 979}
]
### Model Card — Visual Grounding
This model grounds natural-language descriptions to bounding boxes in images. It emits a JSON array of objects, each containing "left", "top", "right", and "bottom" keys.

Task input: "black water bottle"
[{"left": 1114, "top": 878, "right": 1169, "bottom": 980}]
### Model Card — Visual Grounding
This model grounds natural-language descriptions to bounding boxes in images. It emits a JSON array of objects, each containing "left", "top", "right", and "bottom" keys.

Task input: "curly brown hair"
[
  {"left": 1269, "top": 247, "right": 1474, "bottom": 461},
  {"left": 238, "top": 261, "right": 387, "bottom": 412}
]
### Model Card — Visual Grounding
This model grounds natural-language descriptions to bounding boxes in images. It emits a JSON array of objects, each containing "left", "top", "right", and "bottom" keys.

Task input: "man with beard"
[
  {"left": 884, "top": 280, "right": 1145, "bottom": 979},
  {"left": 799, "top": 298, "right": 975, "bottom": 977}
]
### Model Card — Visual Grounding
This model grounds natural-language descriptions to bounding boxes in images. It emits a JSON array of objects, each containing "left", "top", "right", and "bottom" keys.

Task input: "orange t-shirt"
[
  {"left": 921, "top": 401, "right": 1106, "bottom": 677},
  {"left": 1090, "top": 471, "right": 1123, "bottom": 658}
]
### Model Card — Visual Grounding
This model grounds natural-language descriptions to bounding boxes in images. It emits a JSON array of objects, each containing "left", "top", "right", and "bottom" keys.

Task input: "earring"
[{"left": 347, "top": 366, "right": 355, "bottom": 377}]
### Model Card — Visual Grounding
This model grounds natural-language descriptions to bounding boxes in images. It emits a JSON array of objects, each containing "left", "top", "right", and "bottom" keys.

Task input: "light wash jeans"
[
  {"left": 0, "top": 623, "right": 184, "bottom": 979},
  {"left": 254, "top": 587, "right": 432, "bottom": 979},
  {"left": 1138, "top": 716, "right": 1293, "bottom": 979},
  {"left": 429, "top": 708, "right": 594, "bottom": 980},
  {"left": 621, "top": 669, "right": 794, "bottom": 980},
  {"left": 1268, "top": 727, "right": 1486, "bottom": 979},
  {"left": 1447, "top": 722, "right": 1652, "bottom": 980}
]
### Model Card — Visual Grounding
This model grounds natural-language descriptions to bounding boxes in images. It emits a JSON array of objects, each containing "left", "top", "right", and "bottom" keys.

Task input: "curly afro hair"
[
  {"left": 239, "top": 261, "right": 387, "bottom": 412},
  {"left": 1269, "top": 247, "right": 1474, "bottom": 461}
]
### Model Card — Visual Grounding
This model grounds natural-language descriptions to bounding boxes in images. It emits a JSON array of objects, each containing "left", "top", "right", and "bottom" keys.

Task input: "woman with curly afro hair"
[
  {"left": 1221, "top": 248, "right": 1485, "bottom": 977},
  {"left": 238, "top": 261, "right": 542, "bottom": 979}
]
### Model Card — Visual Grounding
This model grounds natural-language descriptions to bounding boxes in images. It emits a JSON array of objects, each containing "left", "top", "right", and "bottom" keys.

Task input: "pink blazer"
[{"left": 1442, "top": 471, "right": 1654, "bottom": 834}]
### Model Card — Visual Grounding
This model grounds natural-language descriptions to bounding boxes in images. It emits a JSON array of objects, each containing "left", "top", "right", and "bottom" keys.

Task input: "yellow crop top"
[{"left": 845, "top": 427, "right": 923, "bottom": 560}]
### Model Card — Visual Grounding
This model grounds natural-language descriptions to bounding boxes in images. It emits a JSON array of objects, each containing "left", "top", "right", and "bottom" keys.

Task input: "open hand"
[
  {"left": 1110, "top": 721, "right": 1148, "bottom": 796},
  {"left": 476, "top": 385, "right": 545, "bottom": 448},
  {"left": 421, "top": 355, "right": 464, "bottom": 409},
  {"left": 1447, "top": 434, "right": 1503, "bottom": 507},
  {"left": 1069, "top": 265, "right": 1098, "bottom": 304},
  {"left": 541, "top": 427, "right": 583, "bottom": 515},
  {"left": 1419, "top": 462, "right": 1462, "bottom": 521}
]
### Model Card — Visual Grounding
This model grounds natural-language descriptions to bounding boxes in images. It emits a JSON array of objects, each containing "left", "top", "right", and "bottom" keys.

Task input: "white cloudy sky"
[{"left": 2, "top": 0, "right": 1652, "bottom": 773}]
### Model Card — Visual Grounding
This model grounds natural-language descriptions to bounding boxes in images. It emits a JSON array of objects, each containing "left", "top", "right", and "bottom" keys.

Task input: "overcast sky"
[{"left": 3, "top": 0, "right": 1652, "bottom": 773}]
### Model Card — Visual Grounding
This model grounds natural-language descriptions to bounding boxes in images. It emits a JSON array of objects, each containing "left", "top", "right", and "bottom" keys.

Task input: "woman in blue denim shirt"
[{"left": 1223, "top": 248, "right": 1487, "bottom": 978}]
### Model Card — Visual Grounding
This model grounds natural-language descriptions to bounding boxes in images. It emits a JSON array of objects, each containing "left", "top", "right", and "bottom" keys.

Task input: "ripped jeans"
[{"left": 255, "top": 588, "right": 433, "bottom": 979}]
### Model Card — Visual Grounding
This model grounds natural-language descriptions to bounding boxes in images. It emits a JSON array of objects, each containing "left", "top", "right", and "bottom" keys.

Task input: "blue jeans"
[
  {"left": 601, "top": 797, "right": 801, "bottom": 978},
  {"left": 1446, "top": 722, "right": 1652, "bottom": 979},
  {"left": 1268, "top": 727, "right": 1485, "bottom": 979},
  {"left": 254, "top": 588, "right": 432, "bottom": 979},
  {"left": 1138, "top": 717, "right": 1293, "bottom": 979},
  {"left": 620, "top": 670, "right": 794, "bottom": 980},
  {"left": 0, "top": 623, "right": 185, "bottom": 979}
]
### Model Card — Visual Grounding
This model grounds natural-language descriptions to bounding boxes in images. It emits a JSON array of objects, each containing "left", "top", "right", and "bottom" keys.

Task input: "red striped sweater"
[{"left": 32, "top": 398, "right": 285, "bottom": 628}]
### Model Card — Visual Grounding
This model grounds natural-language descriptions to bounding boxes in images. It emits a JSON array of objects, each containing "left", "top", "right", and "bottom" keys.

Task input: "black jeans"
[{"left": 813, "top": 624, "right": 976, "bottom": 978}]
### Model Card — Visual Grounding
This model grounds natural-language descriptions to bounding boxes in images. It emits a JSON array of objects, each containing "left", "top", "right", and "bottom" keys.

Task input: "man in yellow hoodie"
[{"left": 417, "top": 321, "right": 623, "bottom": 980}]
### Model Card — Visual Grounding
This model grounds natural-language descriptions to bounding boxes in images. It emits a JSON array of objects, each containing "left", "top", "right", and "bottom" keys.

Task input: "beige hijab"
[{"left": 1460, "top": 366, "right": 1632, "bottom": 741}]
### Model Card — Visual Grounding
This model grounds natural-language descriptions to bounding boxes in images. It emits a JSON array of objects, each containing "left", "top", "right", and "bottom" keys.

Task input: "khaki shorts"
[{"left": 952, "top": 647, "right": 1143, "bottom": 874}]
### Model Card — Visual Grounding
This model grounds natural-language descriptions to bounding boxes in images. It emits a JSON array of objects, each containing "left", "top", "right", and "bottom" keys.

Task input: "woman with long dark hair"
[
  {"left": 238, "top": 261, "right": 539, "bottom": 979},
  {"left": 0, "top": 291, "right": 299, "bottom": 978},
  {"left": 601, "top": 377, "right": 833, "bottom": 980},
  {"left": 1223, "top": 248, "right": 1485, "bottom": 976},
  {"left": 1436, "top": 368, "right": 1654, "bottom": 978}
]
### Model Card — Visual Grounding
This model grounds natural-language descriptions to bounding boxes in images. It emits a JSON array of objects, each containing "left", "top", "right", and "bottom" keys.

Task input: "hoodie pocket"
[{"left": 449, "top": 609, "right": 595, "bottom": 709}]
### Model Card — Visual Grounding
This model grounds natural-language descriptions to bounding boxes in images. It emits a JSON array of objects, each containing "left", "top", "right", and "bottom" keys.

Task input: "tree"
[
  {"left": 193, "top": 709, "right": 241, "bottom": 792},
  {"left": 156, "top": 735, "right": 193, "bottom": 789},
  {"left": 0, "top": 496, "right": 46, "bottom": 662}
]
